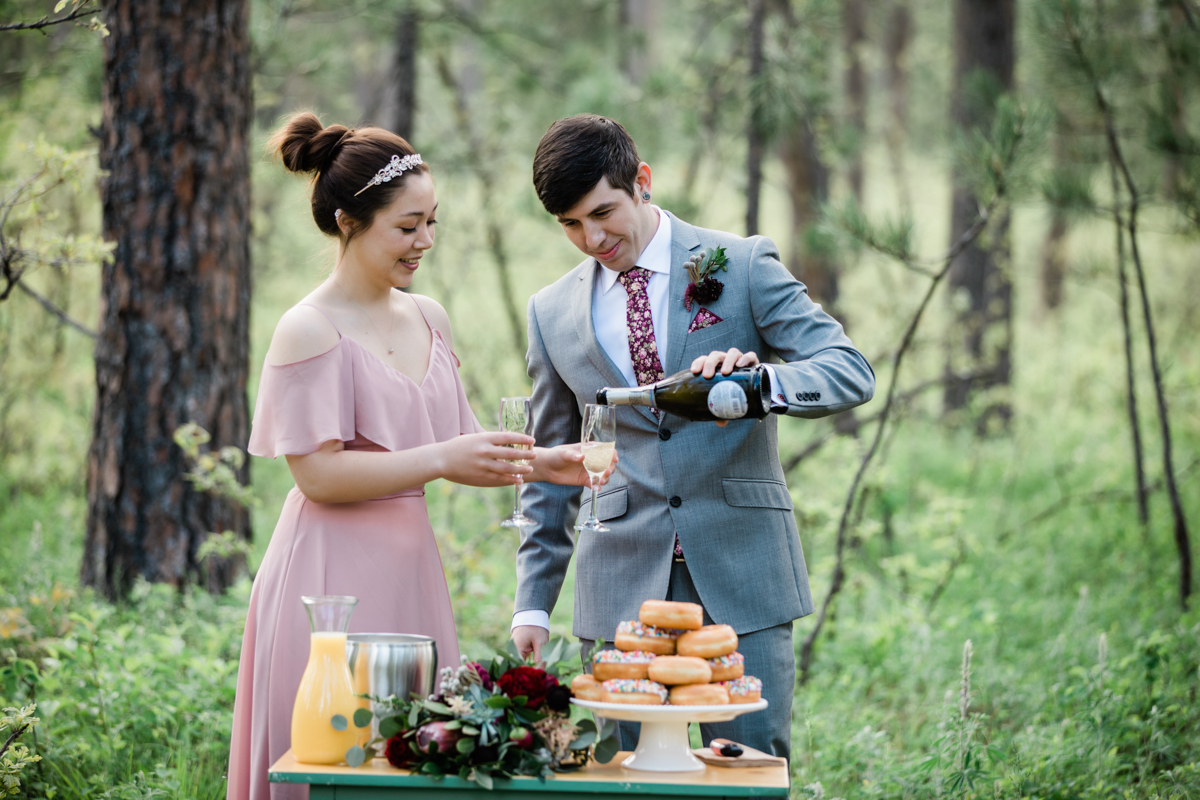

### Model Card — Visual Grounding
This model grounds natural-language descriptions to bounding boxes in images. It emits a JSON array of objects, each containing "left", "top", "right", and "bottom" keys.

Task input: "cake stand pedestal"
[{"left": 570, "top": 698, "right": 768, "bottom": 773}]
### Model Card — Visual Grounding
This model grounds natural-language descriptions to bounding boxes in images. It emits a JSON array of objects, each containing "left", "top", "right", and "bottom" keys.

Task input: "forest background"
[{"left": 1, "top": 0, "right": 1198, "bottom": 798}]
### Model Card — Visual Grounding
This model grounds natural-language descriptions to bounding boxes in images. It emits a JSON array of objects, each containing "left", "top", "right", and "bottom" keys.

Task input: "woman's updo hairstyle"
[{"left": 269, "top": 111, "right": 430, "bottom": 241}]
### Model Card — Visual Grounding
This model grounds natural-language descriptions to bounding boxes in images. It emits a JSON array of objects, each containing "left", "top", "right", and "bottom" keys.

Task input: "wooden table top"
[{"left": 270, "top": 750, "right": 790, "bottom": 796}]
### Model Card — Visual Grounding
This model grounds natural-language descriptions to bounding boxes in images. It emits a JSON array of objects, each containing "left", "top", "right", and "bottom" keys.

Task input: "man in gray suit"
[{"left": 511, "top": 115, "right": 874, "bottom": 758}]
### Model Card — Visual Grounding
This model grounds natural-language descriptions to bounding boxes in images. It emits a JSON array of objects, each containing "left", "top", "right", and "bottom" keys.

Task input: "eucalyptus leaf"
[
  {"left": 407, "top": 704, "right": 419, "bottom": 728},
  {"left": 462, "top": 725, "right": 480, "bottom": 736},
  {"left": 575, "top": 718, "right": 597, "bottom": 734},
  {"left": 353, "top": 708, "right": 373, "bottom": 728},
  {"left": 568, "top": 731, "right": 596, "bottom": 749},
  {"left": 484, "top": 695, "right": 511, "bottom": 708},
  {"left": 456, "top": 737, "right": 476, "bottom": 754},
  {"left": 594, "top": 736, "right": 620, "bottom": 764},
  {"left": 344, "top": 745, "right": 366, "bottom": 768},
  {"left": 378, "top": 715, "right": 404, "bottom": 739},
  {"left": 423, "top": 700, "right": 453, "bottom": 715},
  {"left": 474, "top": 770, "right": 494, "bottom": 790},
  {"left": 544, "top": 636, "right": 565, "bottom": 666},
  {"left": 330, "top": 714, "right": 348, "bottom": 731},
  {"left": 444, "top": 719, "right": 463, "bottom": 730}
]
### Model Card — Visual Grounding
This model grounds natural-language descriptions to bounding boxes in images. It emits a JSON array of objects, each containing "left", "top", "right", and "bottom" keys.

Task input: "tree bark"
[
  {"left": 780, "top": 122, "right": 835, "bottom": 306},
  {"left": 943, "top": 0, "right": 1015, "bottom": 427},
  {"left": 84, "top": 0, "right": 252, "bottom": 598},
  {"left": 842, "top": 0, "right": 867, "bottom": 202},
  {"left": 391, "top": 1, "right": 419, "bottom": 142},
  {"left": 884, "top": 0, "right": 912, "bottom": 213},
  {"left": 745, "top": 0, "right": 767, "bottom": 237},
  {"left": 619, "top": 0, "right": 658, "bottom": 85}
]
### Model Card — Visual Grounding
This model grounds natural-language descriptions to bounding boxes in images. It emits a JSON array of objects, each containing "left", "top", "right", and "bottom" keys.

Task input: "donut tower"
[{"left": 571, "top": 600, "right": 763, "bottom": 705}]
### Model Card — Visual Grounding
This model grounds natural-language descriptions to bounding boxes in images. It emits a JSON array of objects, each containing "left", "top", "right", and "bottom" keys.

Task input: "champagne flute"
[
  {"left": 576, "top": 404, "right": 617, "bottom": 534},
  {"left": 499, "top": 397, "right": 534, "bottom": 528}
]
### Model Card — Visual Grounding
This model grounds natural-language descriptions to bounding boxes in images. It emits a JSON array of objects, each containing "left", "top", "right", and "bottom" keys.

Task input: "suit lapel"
[
  {"left": 572, "top": 260, "right": 632, "bottom": 387},
  {"left": 664, "top": 212, "right": 703, "bottom": 375},
  {"left": 572, "top": 259, "right": 659, "bottom": 426}
]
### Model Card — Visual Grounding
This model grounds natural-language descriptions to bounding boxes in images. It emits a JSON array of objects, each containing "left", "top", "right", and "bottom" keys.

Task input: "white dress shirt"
[{"left": 512, "top": 210, "right": 672, "bottom": 634}]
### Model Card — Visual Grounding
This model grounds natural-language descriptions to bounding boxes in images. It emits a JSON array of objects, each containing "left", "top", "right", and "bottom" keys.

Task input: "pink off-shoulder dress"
[{"left": 226, "top": 300, "right": 483, "bottom": 800}]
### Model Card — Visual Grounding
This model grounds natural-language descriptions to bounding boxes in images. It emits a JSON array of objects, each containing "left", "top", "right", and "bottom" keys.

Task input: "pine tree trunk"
[
  {"left": 84, "top": 0, "right": 252, "bottom": 598},
  {"left": 392, "top": 2, "right": 419, "bottom": 142},
  {"left": 842, "top": 0, "right": 867, "bottom": 202},
  {"left": 884, "top": 0, "right": 912, "bottom": 213},
  {"left": 619, "top": 0, "right": 658, "bottom": 85},
  {"left": 745, "top": 0, "right": 767, "bottom": 237},
  {"left": 943, "top": 0, "right": 1015, "bottom": 427}
]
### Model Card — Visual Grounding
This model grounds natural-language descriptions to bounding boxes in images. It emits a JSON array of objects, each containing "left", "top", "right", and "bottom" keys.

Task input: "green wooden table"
[{"left": 270, "top": 750, "right": 789, "bottom": 799}]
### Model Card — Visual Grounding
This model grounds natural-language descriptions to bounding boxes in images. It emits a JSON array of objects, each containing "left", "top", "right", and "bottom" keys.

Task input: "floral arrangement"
[
  {"left": 683, "top": 246, "right": 729, "bottom": 311},
  {"left": 371, "top": 637, "right": 618, "bottom": 789}
]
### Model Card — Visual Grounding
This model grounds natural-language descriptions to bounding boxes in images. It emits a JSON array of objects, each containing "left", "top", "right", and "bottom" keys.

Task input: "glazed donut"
[
  {"left": 676, "top": 624, "right": 738, "bottom": 659},
  {"left": 570, "top": 673, "right": 605, "bottom": 702},
  {"left": 707, "top": 652, "right": 745, "bottom": 682},
  {"left": 669, "top": 683, "right": 730, "bottom": 705},
  {"left": 601, "top": 679, "right": 668, "bottom": 705},
  {"left": 722, "top": 675, "right": 762, "bottom": 704},
  {"left": 615, "top": 620, "right": 681, "bottom": 655},
  {"left": 639, "top": 600, "right": 703, "bottom": 631},
  {"left": 591, "top": 648, "right": 656, "bottom": 681},
  {"left": 647, "top": 655, "right": 712, "bottom": 686}
]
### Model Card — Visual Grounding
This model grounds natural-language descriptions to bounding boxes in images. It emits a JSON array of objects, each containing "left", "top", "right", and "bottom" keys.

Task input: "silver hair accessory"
[
  {"left": 354, "top": 153, "right": 423, "bottom": 196},
  {"left": 334, "top": 208, "right": 343, "bottom": 221}
]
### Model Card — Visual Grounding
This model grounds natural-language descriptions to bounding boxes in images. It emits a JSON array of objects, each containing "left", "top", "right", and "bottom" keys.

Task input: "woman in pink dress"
[{"left": 226, "top": 113, "right": 600, "bottom": 800}]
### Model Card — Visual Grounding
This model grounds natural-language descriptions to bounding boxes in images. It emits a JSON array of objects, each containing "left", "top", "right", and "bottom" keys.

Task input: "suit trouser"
[{"left": 581, "top": 559, "right": 795, "bottom": 760}]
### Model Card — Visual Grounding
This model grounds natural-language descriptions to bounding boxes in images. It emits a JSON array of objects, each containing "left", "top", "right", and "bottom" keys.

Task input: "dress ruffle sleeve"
[{"left": 247, "top": 344, "right": 356, "bottom": 458}]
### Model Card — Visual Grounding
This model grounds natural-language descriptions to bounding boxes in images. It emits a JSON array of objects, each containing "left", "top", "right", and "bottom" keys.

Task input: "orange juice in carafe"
[{"left": 291, "top": 596, "right": 360, "bottom": 764}]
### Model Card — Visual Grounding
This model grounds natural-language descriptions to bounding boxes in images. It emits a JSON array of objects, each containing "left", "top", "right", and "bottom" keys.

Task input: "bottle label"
[{"left": 707, "top": 380, "right": 748, "bottom": 419}]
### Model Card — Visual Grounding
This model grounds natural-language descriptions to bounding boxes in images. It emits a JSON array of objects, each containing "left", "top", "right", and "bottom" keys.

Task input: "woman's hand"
[
  {"left": 433, "top": 432, "right": 536, "bottom": 487},
  {"left": 528, "top": 443, "right": 617, "bottom": 487}
]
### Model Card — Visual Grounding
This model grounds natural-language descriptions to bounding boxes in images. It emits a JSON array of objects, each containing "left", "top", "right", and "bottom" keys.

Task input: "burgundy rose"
[
  {"left": 544, "top": 683, "right": 573, "bottom": 713},
  {"left": 496, "top": 666, "right": 557, "bottom": 709},
  {"left": 385, "top": 736, "right": 415, "bottom": 769},
  {"left": 415, "top": 721, "right": 461, "bottom": 754}
]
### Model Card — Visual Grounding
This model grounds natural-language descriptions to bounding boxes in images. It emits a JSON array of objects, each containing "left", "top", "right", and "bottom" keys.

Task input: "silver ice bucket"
[{"left": 346, "top": 634, "right": 437, "bottom": 743}]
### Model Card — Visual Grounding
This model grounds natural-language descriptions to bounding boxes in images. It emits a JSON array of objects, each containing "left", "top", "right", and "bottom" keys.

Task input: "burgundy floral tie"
[
  {"left": 618, "top": 267, "right": 684, "bottom": 560},
  {"left": 618, "top": 267, "right": 665, "bottom": 387}
]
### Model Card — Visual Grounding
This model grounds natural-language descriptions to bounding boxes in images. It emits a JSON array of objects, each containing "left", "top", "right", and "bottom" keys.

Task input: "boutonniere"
[{"left": 683, "top": 247, "right": 729, "bottom": 311}]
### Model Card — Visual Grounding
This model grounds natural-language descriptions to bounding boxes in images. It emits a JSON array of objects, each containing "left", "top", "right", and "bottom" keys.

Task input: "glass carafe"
[{"left": 291, "top": 595, "right": 360, "bottom": 764}]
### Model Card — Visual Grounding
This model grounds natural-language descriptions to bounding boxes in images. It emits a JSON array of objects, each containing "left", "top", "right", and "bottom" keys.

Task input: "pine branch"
[{"left": 0, "top": 4, "right": 98, "bottom": 33}]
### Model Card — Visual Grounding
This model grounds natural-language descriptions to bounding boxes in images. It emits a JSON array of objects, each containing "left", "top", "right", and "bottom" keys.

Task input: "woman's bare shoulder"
[
  {"left": 265, "top": 303, "right": 341, "bottom": 366},
  {"left": 409, "top": 293, "right": 454, "bottom": 350}
]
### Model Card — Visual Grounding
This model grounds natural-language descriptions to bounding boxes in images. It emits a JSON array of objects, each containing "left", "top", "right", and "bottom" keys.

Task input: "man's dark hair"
[{"left": 532, "top": 115, "right": 640, "bottom": 216}]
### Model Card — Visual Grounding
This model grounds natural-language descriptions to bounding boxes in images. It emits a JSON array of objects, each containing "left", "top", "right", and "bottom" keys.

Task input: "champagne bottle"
[{"left": 596, "top": 366, "right": 776, "bottom": 422}]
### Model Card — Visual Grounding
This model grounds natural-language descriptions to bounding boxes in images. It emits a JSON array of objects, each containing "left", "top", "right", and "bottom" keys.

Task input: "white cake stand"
[{"left": 571, "top": 698, "right": 768, "bottom": 773}]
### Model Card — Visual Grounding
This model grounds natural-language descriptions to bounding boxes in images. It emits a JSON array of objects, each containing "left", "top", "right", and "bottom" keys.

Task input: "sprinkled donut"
[
  {"left": 601, "top": 678, "right": 668, "bottom": 705},
  {"left": 615, "top": 619, "right": 682, "bottom": 655},
  {"left": 591, "top": 648, "right": 657, "bottom": 681},
  {"left": 721, "top": 675, "right": 762, "bottom": 704},
  {"left": 707, "top": 652, "right": 745, "bottom": 682}
]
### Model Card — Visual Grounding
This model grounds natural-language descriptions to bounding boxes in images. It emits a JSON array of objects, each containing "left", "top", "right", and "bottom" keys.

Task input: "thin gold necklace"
[{"left": 334, "top": 278, "right": 395, "bottom": 355}]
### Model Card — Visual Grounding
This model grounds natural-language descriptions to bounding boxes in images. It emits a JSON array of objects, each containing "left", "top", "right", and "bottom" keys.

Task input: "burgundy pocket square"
[{"left": 688, "top": 308, "right": 724, "bottom": 333}]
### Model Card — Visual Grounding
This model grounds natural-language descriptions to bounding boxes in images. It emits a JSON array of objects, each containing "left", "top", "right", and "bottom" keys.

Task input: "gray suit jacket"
[{"left": 516, "top": 212, "right": 875, "bottom": 641}]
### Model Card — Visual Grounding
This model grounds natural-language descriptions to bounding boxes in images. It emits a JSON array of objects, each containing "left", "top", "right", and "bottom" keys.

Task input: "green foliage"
[{"left": 0, "top": 705, "right": 40, "bottom": 798}]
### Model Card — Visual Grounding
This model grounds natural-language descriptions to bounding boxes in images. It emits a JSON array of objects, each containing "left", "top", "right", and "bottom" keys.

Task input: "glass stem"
[
  {"left": 589, "top": 475, "right": 599, "bottom": 521},
  {"left": 513, "top": 480, "right": 523, "bottom": 519}
]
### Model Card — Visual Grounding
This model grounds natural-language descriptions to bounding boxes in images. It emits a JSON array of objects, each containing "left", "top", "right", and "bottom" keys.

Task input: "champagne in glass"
[
  {"left": 499, "top": 397, "right": 533, "bottom": 528},
  {"left": 576, "top": 404, "right": 616, "bottom": 534}
]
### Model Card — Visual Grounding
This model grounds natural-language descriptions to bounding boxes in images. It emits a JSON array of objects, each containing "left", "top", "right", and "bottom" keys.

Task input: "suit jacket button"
[
  {"left": 659, "top": 428, "right": 672, "bottom": 441},
  {"left": 816, "top": 391, "right": 821, "bottom": 400},
  {"left": 795, "top": 392, "right": 804, "bottom": 402},
  {"left": 669, "top": 496, "right": 682, "bottom": 508}
]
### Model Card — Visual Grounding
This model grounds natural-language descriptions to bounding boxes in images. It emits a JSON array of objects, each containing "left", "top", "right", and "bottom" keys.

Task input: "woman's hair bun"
[{"left": 271, "top": 112, "right": 350, "bottom": 175}]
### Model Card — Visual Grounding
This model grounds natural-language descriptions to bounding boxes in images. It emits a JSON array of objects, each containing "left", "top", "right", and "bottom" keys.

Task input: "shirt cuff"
[
  {"left": 511, "top": 610, "right": 551, "bottom": 631},
  {"left": 764, "top": 365, "right": 788, "bottom": 408}
]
